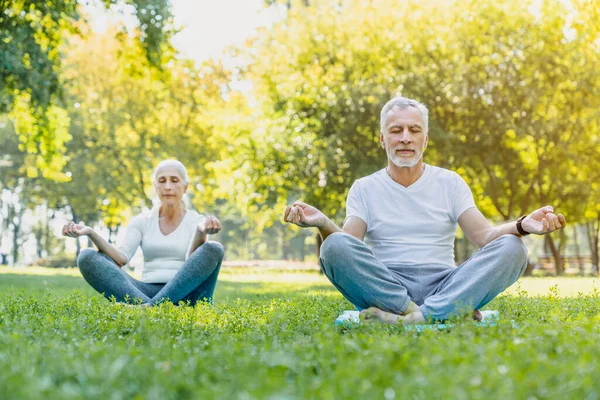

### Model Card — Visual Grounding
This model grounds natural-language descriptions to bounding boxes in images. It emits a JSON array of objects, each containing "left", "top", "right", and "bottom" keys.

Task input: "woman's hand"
[
  {"left": 62, "top": 222, "right": 93, "bottom": 238},
  {"left": 198, "top": 216, "right": 221, "bottom": 235}
]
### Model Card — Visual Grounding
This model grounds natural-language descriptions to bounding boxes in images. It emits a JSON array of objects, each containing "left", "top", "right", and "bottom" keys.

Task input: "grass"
[{"left": 1, "top": 267, "right": 599, "bottom": 399}]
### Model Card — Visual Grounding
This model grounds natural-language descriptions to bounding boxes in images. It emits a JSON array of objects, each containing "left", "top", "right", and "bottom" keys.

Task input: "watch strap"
[{"left": 516, "top": 215, "right": 530, "bottom": 236}]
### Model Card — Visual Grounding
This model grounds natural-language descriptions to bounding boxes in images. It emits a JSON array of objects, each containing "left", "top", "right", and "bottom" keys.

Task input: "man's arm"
[
  {"left": 459, "top": 205, "right": 567, "bottom": 248},
  {"left": 283, "top": 201, "right": 367, "bottom": 241},
  {"left": 342, "top": 216, "right": 367, "bottom": 241}
]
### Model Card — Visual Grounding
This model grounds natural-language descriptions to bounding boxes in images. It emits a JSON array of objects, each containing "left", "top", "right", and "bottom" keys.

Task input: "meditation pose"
[
  {"left": 62, "top": 160, "right": 224, "bottom": 306},
  {"left": 284, "top": 97, "right": 566, "bottom": 324}
]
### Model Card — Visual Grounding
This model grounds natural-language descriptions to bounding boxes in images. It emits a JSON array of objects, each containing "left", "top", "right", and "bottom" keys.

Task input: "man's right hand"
[
  {"left": 284, "top": 201, "right": 328, "bottom": 228},
  {"left": 62, "top": 222, "right": 93, "bottom": 238}
]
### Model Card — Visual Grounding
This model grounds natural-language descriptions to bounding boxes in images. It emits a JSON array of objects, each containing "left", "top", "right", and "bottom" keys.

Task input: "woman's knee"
[
  {"left": 77, "top": 248, "right": 99, "bottom": 271},
  {"left": 202, "top": 241, "right": 225, "bottom": 260}
]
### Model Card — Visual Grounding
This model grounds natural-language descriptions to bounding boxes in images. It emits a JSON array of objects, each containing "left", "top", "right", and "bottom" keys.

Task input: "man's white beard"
[{"left": 387, "top": 146, "right": 424, "bottom": 168}]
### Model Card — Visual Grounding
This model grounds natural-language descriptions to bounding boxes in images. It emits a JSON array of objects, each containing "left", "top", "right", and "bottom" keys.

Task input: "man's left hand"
[{"left": 522, "top": 206, "right": 566, "bottom": 235}]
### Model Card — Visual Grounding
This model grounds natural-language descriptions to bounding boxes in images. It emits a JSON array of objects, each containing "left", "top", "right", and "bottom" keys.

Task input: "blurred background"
[{"left": 0, "top": 0, "right": 598, "bottom": 275}]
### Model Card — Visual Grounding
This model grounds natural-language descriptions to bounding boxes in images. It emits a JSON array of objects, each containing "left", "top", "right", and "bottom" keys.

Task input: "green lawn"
[{"left": 1, "top": 267, "right": 599, "bottom": 399}]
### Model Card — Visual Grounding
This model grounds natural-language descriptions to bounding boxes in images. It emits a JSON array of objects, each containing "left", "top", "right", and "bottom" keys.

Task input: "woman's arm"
[
  {"left": 188, "top": 216, "right": 222, "bottom": 256},
  {"left": 63, "top": 222, "right": 129, "bottom": 266}
]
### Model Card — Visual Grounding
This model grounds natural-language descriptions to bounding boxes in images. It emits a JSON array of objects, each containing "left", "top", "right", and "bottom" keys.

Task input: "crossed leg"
[
  {"left": 419, "top": 234, "right": 527, "bottom": 321},
  {"left": 77, "top": 241, "right": 224, "bottom": 306},
  {"left": 320, "top": 233, "right": 527, "bottom": 324},
  {"left": 319, "top": 232, "right": 424, "bottom": 323}
]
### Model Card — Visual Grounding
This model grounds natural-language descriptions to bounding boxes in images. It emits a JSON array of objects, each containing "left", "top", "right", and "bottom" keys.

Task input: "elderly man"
[{"left": 284, "top": 96, "right": 566, "bottom": 324}]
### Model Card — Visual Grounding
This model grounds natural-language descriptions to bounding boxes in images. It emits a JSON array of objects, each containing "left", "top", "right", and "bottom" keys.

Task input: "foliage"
[
  {"left": 234, "top": 0, "right": 600, "bottom": 227},
  {"left": 0, "top": 0, "right": 173, "bottom": 175},
  {"left": 53, "top": 27, "right": 228, "bottom": 233},
  {"left": 2, "top": 0, "right": 600, "bottom": 264},
  {"left": 1, "top": 269, "right": 600, "bottom": 399}
]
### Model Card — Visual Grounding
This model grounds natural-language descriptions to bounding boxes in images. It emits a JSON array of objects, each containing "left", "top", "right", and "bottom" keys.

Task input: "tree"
[
  {"left": 395, "top": 0, "right": 600, "bottom": 273},
  {"left": 223, "top": 0, "right": 599, "bottom": 267},
  {"left": 0, "top": 0, "right": 174, "bottom": 176},
  {"left": 56, "top": 27, "right": 230, "bottom": 248}
]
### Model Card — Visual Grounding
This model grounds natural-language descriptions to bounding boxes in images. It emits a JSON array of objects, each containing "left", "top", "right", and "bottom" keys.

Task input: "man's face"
[{"left": 380, "top": 106, "right": 428, "bottom": 168}]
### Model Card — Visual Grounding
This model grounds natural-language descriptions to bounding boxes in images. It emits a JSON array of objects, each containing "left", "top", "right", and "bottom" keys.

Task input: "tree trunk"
[
  {"left": 36, "top": 202, "right": 47, "bottom": 259},
  {"left": 70, "top": 206, "right": 81, "bottom": 261},
  {"left": 462, "top": 236, "right": 470, "bottom": 264},
  {"left": 299, "top": 233, "right": 306, "bottom": 261},
  {"left": 454, "top": 236, "right": 461, "bottom": 264},
  {"left": 523, "top": 259, "right": 534, "bottom": 276},
  {"left": 35, "top": 225, "right": 43, "bottom": 259},
  {"left": 545, "top": 234, "right": 564, "bottom": 276},
  {"left": 45, "top": 210, "right": 54, "bottom": 257},
  {"left": 572, "top": 225, "right": 584, "bottom": 276},
  {"left": 316, "top": 233, "right": 323, "bottom": 274},
  {"left": 108, "top": 226, "right": 115, "bottom": 245},
  {"left": 586, "top": 219, "right": 600, "bottom": 275},
  {"left": 281, "top": 224, "right": 290, "bottom": 260},
  {"left": 11, "top": 205, "right": 23, "bottom": 265}
]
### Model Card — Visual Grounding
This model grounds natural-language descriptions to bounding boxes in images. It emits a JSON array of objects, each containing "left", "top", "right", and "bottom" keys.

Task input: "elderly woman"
[{"left": 62, "top": 160, "right": 224, "bottom": 306}]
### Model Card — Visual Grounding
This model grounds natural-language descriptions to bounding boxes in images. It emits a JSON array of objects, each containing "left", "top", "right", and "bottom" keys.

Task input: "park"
[{"left": 1, "top": 0, "right": 600, "bottom": 399}]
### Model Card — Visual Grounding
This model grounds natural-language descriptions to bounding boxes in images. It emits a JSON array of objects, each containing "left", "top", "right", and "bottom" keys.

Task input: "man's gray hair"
[{"left": 380, "top": 96, "right": 429, "bottom": 133}]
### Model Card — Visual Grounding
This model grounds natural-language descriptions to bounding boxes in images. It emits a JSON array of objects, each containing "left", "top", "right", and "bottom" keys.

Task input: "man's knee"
[
  {"left": 496, "top": 234, "right": 528, "bottom": 273},
  {"left": 320, "top": 232, "right": 354, "bottom": 263},
  {"left": 319, "top": 232, "right": 356, "bottom": 278},
  {"left": 497, "top": 234, "right": 527, "bottom": 258}
]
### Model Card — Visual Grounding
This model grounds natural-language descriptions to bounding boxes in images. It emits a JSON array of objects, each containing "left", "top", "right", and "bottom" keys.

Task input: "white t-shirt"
[
  {"left": 118, "top": 209, "right": 205, "bottom": 283},
  {"left": 345, "top": 164, "right": 476, "bottom": 271}
]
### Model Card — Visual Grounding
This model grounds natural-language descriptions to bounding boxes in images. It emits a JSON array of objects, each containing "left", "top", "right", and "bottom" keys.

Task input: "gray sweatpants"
[
  {"left": 319, "top": 233, "right": 528, "bottom": 320},
  {"left": 77, "top": 241, "right": 224, "bottom": 306}
]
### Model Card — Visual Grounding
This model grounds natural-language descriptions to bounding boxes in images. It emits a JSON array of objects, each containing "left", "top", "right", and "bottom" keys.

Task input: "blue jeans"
[
  {"left": 319, "top": 233, "right": 528, "bottom": 320},
  {"left": 77, "top": 241, "right": 224, "bottom": 306}
]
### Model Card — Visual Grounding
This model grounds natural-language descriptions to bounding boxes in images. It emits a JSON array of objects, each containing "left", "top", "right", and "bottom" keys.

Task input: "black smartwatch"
[{"left": 516, "top": 215, "right": 530, "bottom": 236}]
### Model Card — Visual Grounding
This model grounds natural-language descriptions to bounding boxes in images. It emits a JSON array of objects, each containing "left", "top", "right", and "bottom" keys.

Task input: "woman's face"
[{"left": 154, "top": 167, "right": 187, "bottom": 206}]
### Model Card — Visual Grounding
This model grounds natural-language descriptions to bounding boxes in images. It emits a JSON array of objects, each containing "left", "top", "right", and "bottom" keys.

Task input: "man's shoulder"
[
  {"left": 427, "top": 165, "right": 462, "bottom": 182},
  {"left": 354, "top": 168, "right": 386, "bottom": 187}
]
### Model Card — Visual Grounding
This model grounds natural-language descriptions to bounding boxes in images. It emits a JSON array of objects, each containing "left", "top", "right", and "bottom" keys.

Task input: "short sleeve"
[
  {"left": 453, "top": 173, "right": 476, "bottom": 221},
  {"left": 185, "top": 212, "right": 206, "bottom": 257},
  {"left": 117, "top": 215, "right": 144, "bottom": 263},
  {"left": 345, "top": 180, "right": 369, "bottom": 226}
]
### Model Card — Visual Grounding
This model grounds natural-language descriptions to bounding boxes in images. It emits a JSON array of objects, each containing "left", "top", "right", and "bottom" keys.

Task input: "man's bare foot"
[
  {"left": 359, "top": 303, "right": 482, "bottom": 325},
  {"left": 360, "top": 304, "right": 426, "bottom": 325}
]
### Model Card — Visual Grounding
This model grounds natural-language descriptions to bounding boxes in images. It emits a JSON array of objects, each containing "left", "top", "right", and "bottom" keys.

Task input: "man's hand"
[
  {"left": 198, "top": 216, "right": 221, "bottom": 235},
  {"left": 62, "top": 222, "right": 93, "bottom": 238},
  {"left": 284, "top": 201, "right": 328, "bottom": 228},
  {"left": 522, "top": 206, "right": 567, "bottom": 235}
]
